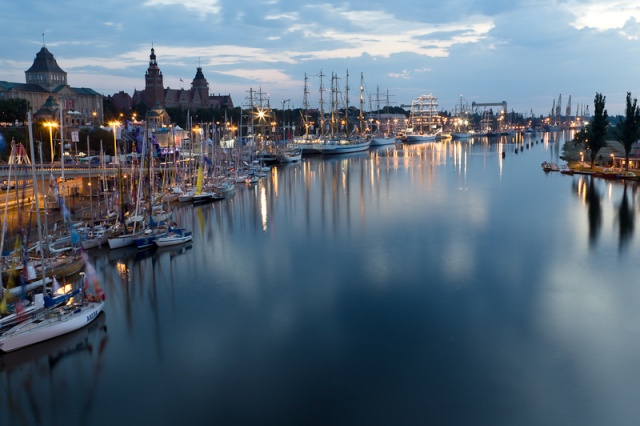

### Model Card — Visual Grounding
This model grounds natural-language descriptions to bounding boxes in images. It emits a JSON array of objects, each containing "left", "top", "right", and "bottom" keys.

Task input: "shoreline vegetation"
[{"left": 561, "top": 139, "right": 636, "bottom": 172}]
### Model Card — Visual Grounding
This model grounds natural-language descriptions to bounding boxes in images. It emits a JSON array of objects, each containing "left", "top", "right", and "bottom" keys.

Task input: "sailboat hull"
[
  {"left": 315, "top": 140, "right": 372, "bottom": 154},
  {"left": 155, "top": 234, "right": 193, "bottom": 247},
  {"left": 370, "top": 137, "right": 396, "bottom": 146},
  {"left": 405, "top": 134, "right": 437, "bottom": 143},
  {"left": 0, "top": 301, "right": 105, "bottom": 353},
  {"left": 108, "top": 234, "right": 135, "bottom": 249},
  {"left": 451, "top": 132, "right": 473, "bottom": 139}
]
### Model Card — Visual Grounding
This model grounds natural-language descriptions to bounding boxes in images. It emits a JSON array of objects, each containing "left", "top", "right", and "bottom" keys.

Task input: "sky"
[{"left": 2, "top": 0, "right": 640, "bottom": 117}]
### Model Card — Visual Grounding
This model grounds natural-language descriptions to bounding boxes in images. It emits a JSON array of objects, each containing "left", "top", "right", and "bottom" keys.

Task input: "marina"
[{"left": 2, "top": 131, "right": 640, "bottom": 425}]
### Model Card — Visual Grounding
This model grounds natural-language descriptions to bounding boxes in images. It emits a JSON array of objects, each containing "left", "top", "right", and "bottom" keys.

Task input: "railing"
[{"left": 0, "top": 164, "right": 118, "bottom": 177}]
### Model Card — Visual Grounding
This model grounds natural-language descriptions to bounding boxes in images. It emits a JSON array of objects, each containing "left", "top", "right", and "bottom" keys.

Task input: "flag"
[
  {"left": 95, "top": 280, "right": 106, "bottom": 301},
  {"left": 81, "top": 252, "right": 106, "bottom": 300},
  {"left": 49, "top": 173, "right": 59, "bottom": 201},
  {"left": 15, "top": 299, "right": 25, "bottom": 315},
  {"left": 26, "top": 263, "right": 36, "bottom": 280}
]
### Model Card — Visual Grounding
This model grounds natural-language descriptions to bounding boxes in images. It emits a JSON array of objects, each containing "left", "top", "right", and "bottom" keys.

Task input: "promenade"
[{"left": 0, "top": 164, "right": 117, "bottom": 179}]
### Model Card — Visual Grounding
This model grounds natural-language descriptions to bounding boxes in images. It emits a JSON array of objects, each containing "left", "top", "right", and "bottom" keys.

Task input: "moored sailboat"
[
  {"left": 405, "top": 94, "right": 442, "bottom": 143},
  {"left": 155, "top": 227, "right": 193, "bottom": 247}
]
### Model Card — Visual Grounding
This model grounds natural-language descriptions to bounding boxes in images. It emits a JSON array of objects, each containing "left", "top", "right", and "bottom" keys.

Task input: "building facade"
[
  {"left": 0, "top": 46, "right": 104, "bottom": 127},
  {"left": 130, "top": 48, "right": 234, "bottom": 111}
]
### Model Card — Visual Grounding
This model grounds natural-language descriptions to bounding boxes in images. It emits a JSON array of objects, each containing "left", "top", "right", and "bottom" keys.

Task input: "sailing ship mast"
[
  {"left": 344, "top": 69, "right": 350, "bottom": 135},
  {"left": 330, "top": 72, "right": 337, "bottom": 138},
  {"left": 302, "top": 73, "right": 310, "bottom": 139},
  {"left": 27, "top": 112, "right": 47, "bottom": 289},
  {"left": 319, "top": 70, "right": 325, "bottom": 138},
  {"left": 359, "top": 72, "right": 365, "bottom": 135}
]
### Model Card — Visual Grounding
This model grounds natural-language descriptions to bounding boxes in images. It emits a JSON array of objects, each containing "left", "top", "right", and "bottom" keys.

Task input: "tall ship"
[
  {"left": 451, "top": 95, "right": 473, "bottom": 139},
  {"left": 405, "top": 94, "right": 442, "bottom": 143},
  {"left": 313, "top": 71, "right": 371, "bottom": 155}
]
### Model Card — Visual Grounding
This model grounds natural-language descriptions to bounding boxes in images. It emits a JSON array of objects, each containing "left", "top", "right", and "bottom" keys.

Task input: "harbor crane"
[{"left": 471, "top": 101, "right": 508, "bottom": 113}]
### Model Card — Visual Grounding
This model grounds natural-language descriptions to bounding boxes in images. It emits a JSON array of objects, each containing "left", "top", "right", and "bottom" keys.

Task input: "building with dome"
[{"left": 0, "top": 45, "right": 104, "bottom": 126}]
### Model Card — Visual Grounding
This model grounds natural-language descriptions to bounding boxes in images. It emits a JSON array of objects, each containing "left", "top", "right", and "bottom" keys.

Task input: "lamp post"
[
  {"left": 109, "top": 121, "right": 120, "bottom": 165},
  {"left": 44, "top": 121, "right": 58, "bottom": 163}
]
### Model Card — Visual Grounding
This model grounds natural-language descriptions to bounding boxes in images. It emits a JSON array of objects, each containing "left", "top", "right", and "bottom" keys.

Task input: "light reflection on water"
[{"left": 2, "top": 131, "right": 640, "bottom": 426}]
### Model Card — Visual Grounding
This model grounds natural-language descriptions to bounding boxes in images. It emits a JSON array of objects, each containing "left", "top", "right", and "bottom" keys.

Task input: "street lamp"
[
  {"left": 109, "top": 121, "right": 120, "bottom": 165},
  {"left": 44, "top": 121, "right": 58, "bottom": 163}
]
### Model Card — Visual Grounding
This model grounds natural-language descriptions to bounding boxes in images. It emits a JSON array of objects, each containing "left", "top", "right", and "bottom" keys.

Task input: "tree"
[
  {"left": 616, "top": 92, "right": 640, "bottom": 170},
  {"left": 0, "top": 99, "right": 29, "bottom": 125},
  {"left": 586, "top": 93, "right": 609, "bottom": 168}
]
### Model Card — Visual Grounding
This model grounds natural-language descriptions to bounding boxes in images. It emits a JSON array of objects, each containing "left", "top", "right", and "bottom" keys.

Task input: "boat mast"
[
  {"left": 330, "top": 72, "right": 336, "bottom": 138},
  {"left": 27, "top": 112, "right": 47, "bottom": 289},
  {"left": 87, "top": 136, "right": 94, "bottom": 222},
  {"left": 319, "top": 70, "right": 325, "bottom": 138},
  {"left": 0, "top": 142, "right": 17, "bottom": 289},
  {"left": 345, "top": 69, "right": 350, "bottom": 135},
  {"left": 359, "top": 72, "right": 365, "bottom": 135},
  {"left": 302, "top": 73, "right": 309, "bottom": 139}
]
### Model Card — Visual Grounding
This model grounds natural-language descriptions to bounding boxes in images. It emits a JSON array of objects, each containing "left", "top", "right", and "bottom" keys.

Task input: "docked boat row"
[{"left": 0, "top": 112, "right": 106, "bottom": 353}]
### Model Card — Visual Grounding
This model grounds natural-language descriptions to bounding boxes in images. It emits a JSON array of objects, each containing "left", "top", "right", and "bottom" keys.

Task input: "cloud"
[
  {"left": 387, "top": 70, "right": 409, "bottom": 79},
  {"left": 568, "top": 0, "right": 640, "bottom": 32},
  {"left": 143, "top": 0, "right": 221, "bottom": 15},
  {"left": 6, "top": 0, "right": 640, "bottom": 115},
  {"left": 280, "top": 5, "right": 494, "bottom": 61},
  {"left": 215, "top": 68, "right": 297, "bottom": 85}
]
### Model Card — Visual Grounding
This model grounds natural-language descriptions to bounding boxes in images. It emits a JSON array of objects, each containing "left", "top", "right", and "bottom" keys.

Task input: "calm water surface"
[{"left": 2, "top": 132, "right": 640, "bottom": 426}]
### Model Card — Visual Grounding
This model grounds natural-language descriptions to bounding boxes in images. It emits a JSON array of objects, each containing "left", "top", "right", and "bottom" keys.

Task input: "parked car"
[{"left": 0, "top": 180, "right": 16, "bottom": 190}]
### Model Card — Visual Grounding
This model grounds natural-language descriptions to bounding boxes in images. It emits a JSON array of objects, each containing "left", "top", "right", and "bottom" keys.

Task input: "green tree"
[
  {"left": 616, "top": 92, "right": 640, "bottom": 170},
  {"left": 0, "top": 99, "right": 29, "bottom": 125},
  {"left": 585, "top": 93, "right": 609, "bottom": 168}
]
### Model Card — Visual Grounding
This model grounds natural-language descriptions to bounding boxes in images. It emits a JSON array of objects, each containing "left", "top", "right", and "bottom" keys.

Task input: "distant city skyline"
[{"left": 2, "top": 0, "right": 640, "bottom": 116}]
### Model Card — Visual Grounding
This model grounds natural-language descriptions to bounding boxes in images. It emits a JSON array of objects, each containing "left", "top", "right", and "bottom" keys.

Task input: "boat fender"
[{"left": 502, "top": 152, "right": 505, "bottom": 159}]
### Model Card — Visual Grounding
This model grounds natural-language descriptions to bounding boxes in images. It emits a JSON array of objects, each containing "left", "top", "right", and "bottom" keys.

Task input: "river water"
[{"left": 2, "top": 131, "right": 640, "bottom": 426}]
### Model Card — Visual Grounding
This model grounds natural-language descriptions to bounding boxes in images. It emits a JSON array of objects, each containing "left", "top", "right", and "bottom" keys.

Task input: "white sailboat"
[
  {"left": 370, "top": 87, "right": 396, "bottom": 146},
  {"left": 277, "top": 145, "right": 302, "bottom": 163},
  {"left": 155, "top": 227, "right": 193, "bottom": 247},
  {"left": 451, "top": 95, "right": 473, "bottom": 139},
  {"left": 192, "top": 166, "right": 213, "bottom": 203},
  {"left": 314, "top": 71, "right": 372, "bottom": 155},
  {"left": 0, "top": 289, "right": 105, "bottom": 352},
  {"left": 314, "top": 137, "right": 371, "bottom": 154}
]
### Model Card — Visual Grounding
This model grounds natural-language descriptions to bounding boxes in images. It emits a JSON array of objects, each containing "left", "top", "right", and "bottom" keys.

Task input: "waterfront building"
[
  {"left": 128, "top": 48, "right": 234, "bottom": 111},
  {"left": 0, "top": 45, "right": 104, "bottom": 126}
]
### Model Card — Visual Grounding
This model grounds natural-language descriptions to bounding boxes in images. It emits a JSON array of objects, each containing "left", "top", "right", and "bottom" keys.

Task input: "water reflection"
[
  {"left": 573, "top": 174, "right": 638, "bottom": 250},
  {"left": 0, "top": 312, "right": 108, "bottom": 425},
  {"left": 586, "top": 177, "right": 603, "bottom": 245},
  {"left": 6, "top": 130, "right": 640, "bottom": 425},
  {"left": 617, "top": 182, "right": 635, "bottom": 251}
]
